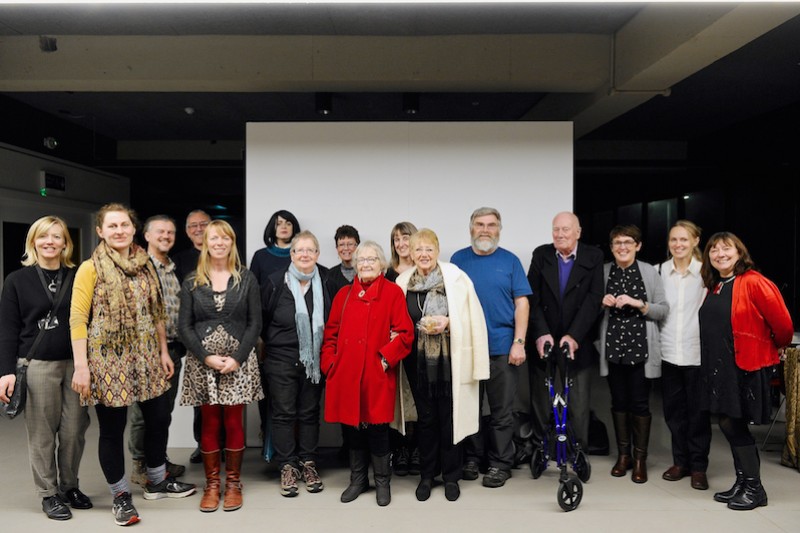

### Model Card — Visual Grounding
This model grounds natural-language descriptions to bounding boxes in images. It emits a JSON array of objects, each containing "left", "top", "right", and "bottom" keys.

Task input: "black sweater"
[{"left": 0, "top": 266, "right": 75, "bottom": 376}]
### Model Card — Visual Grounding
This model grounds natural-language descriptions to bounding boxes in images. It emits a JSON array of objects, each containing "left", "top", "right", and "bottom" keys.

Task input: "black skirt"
[{"left": 699, "top": 278, "right": 772, "bottom": 424}]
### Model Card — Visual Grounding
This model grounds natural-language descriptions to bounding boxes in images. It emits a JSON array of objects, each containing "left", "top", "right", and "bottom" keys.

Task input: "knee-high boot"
[
  {"left": 341, "top": 449, "right": 370, "bottom": 503},
  {"left": 714, "top": 444, "right": 745, "bottom": 503},
  {"left": 199, "top": 450, "right": 221, "bottom": 512},
  {"left": 223, "top": 448, "right": 244, "bottom": 511},
  {"left": 611, "top": 411, "right": 632, "bottom": 477},
  {"left": 631, "top": 414, "right": 651, "bottom": 484},
  {"left": 371, "top": 453, "right": 392, "bottom": 507},
  {"left": 727, "top": 445, "right": 767, "bottom": 510}
]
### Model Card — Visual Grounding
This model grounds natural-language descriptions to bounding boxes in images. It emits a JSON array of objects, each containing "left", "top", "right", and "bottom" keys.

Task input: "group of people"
[{"left": 0, "top": 204, "right": 793, "bottom": 526}]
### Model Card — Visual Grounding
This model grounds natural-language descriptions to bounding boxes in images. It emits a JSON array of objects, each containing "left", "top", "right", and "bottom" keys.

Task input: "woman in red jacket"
[
  {"left": 699, "top": 232, "right": 793, "bottom": 511},
  {"left": 321, "top": 240, "right": 414, "bottom": 507}
]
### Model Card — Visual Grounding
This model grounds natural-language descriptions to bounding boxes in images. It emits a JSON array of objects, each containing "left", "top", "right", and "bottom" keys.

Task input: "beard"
[{"left": 472, "top": 236, "right": 498, "bottom": 253}]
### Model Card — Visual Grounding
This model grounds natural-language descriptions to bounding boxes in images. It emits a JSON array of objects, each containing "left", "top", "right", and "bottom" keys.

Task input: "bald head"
[{"left": 552, "top": 212, "right": 581, "bottom": 255}]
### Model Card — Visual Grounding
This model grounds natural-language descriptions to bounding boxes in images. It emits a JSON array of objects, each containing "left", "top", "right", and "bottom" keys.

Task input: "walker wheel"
[
  {"left": 530, "top": 447, "right": 546, "bottom": 479},
  {"left": 573, "top": 450, "right": 591, "bottom": 482},
  {"left": 557, "top": 478, "right": 583, "bottom": 512}
]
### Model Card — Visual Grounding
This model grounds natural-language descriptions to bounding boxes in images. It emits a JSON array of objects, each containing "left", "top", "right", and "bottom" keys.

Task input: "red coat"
[
  {"left": 321, "top": 274, "right": 413, "bottom": 426},
  {"left": 730, "top": 270, "right": 794, "bottom": 371}
]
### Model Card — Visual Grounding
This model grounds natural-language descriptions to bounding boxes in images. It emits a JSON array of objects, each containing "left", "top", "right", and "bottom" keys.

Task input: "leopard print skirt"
[{"left": 180, "top": 324, "right": 264, "bottom": 406}]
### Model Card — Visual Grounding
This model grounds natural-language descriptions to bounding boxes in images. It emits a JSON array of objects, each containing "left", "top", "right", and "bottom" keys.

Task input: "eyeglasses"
[
  {"left": 356, "top": 257, "right": 379, "bottom": 265},
  {"left": 187, "top": 221, "right": 210, "bottom": 230},
  {"left": 292, "top": 248, "right": 318, "bottom": 256},
  {"left": 611, "top": 239, "right": 637, "bottom": 248}
]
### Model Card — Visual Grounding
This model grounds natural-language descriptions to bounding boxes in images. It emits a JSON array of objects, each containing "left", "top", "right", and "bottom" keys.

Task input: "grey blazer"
[{"left": 596, "top": 260, "right": 669, "bottom": 379}]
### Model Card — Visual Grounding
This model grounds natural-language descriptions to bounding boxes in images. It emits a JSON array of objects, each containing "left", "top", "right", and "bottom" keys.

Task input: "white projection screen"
[
  {"left": 244, "top": 121, "right": 573, "bottom": 446},
  {"left": 246, "top": 122, "right": 573, "bottom": 269}
]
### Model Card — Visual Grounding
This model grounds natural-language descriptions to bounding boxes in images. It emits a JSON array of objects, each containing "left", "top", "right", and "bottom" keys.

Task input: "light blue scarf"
[{"left": 287, "top": 263, "right": 324, "bottom": 384}]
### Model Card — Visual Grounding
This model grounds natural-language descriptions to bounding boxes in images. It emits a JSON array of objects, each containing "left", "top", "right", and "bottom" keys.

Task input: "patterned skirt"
[{"left": 180, "top": 324, "right": 264, "bottom": 406}]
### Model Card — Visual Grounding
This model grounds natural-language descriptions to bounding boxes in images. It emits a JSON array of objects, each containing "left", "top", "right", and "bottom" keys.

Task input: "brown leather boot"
[
  {"left": 200, "top": 450, "right": 221, "bottom": 512},
  {"left": 610, "top": 411, "right": 632, "bottom": 477},
  {"left": 631, "top": 414, "right": 651, "bottom": 484},
  {"left": 223, "top": 448, "right": 244, "bottom": 511}
]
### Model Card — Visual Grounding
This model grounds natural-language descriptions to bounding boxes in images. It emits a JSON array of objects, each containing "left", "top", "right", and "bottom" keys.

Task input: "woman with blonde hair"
[
  {"left": 179, "top": 220, "right": 263, "bottom": 512},
  {"left": 70, "top": 203, "right": 195, "bottom": 527},
  {"left": 0, "top": 216, "right": 91, "bottom": 520},
  {"left": 659, "top": 220, "right": 711, "bottom": 490}
]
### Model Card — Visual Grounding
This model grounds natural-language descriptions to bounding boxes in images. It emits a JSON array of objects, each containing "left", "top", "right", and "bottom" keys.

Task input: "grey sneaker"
[
  {"left": 462, "top": 461, "right": 480, "bottom": 481},
  {"left": 302, "top": 460, "right": 324, "bottom": 493},
  {"left": 130, "top": 458, "right": 147, "bottom": 486},
  {"left": 111, "top": 492, "right": 139, "bottom": 526},
  {"left": 143, "top": 477, "right": 196, "bottom": 500},
  {"left": 280, "top": 464, "right": 300, "bottom": 497},
  {"left": 482, "top": 467, "right": 511, "bottom": 488}
]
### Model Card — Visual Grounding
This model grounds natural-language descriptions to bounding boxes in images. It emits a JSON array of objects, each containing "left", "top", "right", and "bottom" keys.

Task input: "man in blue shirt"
[{"left": 451, "top": 207, "right": 531, "bottom": 488}]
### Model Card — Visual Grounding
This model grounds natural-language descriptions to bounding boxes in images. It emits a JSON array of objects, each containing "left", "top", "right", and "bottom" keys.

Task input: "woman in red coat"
[
  {"left": 321, "top": 240, "right": 413, "bottom": 507},
  {"left": 699, "top": 232, "right": 793, "bottom": 511}
]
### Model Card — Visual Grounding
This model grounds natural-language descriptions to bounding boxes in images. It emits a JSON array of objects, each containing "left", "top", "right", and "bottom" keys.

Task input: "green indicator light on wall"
[{"left": 40, "top": 188, "right": 47, "bottom": 197}]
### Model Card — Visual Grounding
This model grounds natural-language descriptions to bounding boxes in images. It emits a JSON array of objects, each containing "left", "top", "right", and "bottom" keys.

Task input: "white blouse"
[{"left": 659, "top": 257, "right": 706, "bottom": 366}]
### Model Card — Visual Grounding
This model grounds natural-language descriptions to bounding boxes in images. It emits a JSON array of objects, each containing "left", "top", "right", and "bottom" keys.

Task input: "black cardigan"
[
  {"left": 178, "top": 269, "right": 262, "bottom": 364},
  {"left": 0, "top": 266, "right": 75, "bottom": 376}
]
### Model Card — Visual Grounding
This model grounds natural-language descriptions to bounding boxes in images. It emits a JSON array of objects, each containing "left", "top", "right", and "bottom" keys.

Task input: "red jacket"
[
  {"left": 321, "top": 274, "right": 413, "bottom": 426},
  {"left": 730, "top": 270, "right": 794, "bottom": 371}
]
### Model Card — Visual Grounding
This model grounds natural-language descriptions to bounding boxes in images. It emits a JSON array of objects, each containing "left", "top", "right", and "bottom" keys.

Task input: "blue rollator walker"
[{"left": 529, "top": 342, "right": 591, "bottom": 511}]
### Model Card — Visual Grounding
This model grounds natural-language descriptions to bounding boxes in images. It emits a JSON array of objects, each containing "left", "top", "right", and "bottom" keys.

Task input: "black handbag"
[{"left": 1, "top": 268, "right": 74, "bottom": 420}]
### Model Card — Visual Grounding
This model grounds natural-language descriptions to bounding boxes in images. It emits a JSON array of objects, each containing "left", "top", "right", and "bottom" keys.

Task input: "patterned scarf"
[
  {"left": 407, "top": 265, "right": 450, "bottom": 393},
  {"left": 92, "top": 241, "right": 164, "bottom": 349},
  {"left": 287, "top": 263, "right": 324, "bottom": 384}
]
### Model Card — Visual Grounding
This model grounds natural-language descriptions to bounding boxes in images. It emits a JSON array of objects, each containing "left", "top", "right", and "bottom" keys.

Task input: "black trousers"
[
  {"left": 412, "top": 384, "right": 462, "bottom": 482},
  {"left": 266, "top": 358, "right": 322, "bottom": 467},
  {"left": 661, "top": 361, "right": 711, "bottom": 472},
  {"left": 464, "top": 357, "right": 516, "bottom": 470},
  {"left": 607, "top": 362, "right": 650, "bottom": 416},
  {"left": 95, "top": 392, "right": 170, "bottom": 484},
  {"left": 345, "top": 423, "right": 390, "bottom": 456}
]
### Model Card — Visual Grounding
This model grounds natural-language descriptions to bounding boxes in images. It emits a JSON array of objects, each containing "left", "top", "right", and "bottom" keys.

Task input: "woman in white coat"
[{"left": 395, "top": 228, "right": 489, "bottom": 502}]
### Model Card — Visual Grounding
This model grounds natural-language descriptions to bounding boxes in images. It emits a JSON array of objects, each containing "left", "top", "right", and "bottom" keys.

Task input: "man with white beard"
[{"left": 451, "top": 207, "right": 531, "bottom": 489}]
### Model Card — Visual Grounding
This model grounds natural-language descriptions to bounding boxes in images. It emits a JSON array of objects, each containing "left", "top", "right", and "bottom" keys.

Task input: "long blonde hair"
[
  {"left": 193, "top": 220, "right": 243, "bottom": 289},
  {"left": 667, "top": 220, "right": 702, "bottom": 261},
  {"left": 22, "top": 215, "right": 75, "bottom": 267}
]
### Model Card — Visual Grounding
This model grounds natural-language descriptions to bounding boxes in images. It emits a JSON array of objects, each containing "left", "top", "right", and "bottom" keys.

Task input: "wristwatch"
[{"left": 514, "top": 338, "right": 525, "bottom": 345}]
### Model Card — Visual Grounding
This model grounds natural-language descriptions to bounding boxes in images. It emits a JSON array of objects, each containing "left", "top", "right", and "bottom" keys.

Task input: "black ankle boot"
[{"left": 727, "top": 445, "right": 767, "bottom": 511}]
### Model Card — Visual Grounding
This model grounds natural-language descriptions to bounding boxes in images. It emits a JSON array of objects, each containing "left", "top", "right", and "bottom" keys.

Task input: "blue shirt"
[{"left": 451, "top": 246, "right": 532, "bottom": 356}]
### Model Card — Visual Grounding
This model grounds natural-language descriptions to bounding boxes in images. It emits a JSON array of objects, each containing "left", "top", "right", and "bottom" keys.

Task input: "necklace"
[
  {"left": 416, "top": 292, "right": 425, "bottom": 313},
  {"left": 43, "top": 269, "right": 59, "bottom": 293},
  {"left": 714, "top": 275, "right": 736, "bottom": 295}
]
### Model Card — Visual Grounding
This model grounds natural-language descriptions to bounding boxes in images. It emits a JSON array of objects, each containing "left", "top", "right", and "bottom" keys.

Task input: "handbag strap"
[{"left": 23, "top": 268, "right": 75, "bottom": 364}]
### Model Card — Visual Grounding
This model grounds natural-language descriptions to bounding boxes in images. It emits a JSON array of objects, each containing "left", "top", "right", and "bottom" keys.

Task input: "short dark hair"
[
  {"left": 262, "top": 210, "right": 301, "bottom": 247},
  {"left": 334, "top": 225, "right": 360, "bottom": 244},
  {"left": 609, "top": 224, "right": 642, "bottom": 244}
]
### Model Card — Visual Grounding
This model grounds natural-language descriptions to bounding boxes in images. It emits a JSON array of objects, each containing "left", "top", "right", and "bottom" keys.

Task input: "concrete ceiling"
[{"left": 1, "top": 2, "right": 799, "bottom": 145}]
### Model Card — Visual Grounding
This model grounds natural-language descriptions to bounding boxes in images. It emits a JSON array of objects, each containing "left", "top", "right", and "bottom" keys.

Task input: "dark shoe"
[
  {"left": 111, "top": 492, "right": 139, "bottom": 526},
  {"left": 631, "top": 414, "right": 651, "bottom": 484},
  {"left": 662, "top": 465, "right": 689, "bottom": 481},
  {"left": 415, "top": 478, "right": 433, "bottom": 501},
  {"left": 143, "top": 477, "right": 197, "bottom": 500},
  {"left": 691, "top": 471, "right": 709, "bottom": 490},
  {"left": 445, "top": 481, "right": 460, "bottom": 501},
  {"left": 42, "top": 495, "right": 72, "bottom": 521},
  {"left": 482, "top": 467, "right": 511, "bottom": 488},
  {"left": 714, "top": 473, "right": 744, "bottom": 503},
  {"left": 341, "top": 449, "right": 370, "bottom": 503},
  {"left": 190, "top": 446, "right": 202, "bottom": 464},
  {"left": 611, "top": 454, "right": 632, "bottom": 477},
  {"left": 408, "top": 447, "right": 421, "bottom": 475},
  {"left": 393, "top": 447, "right": 409, "bottom": 476},
  {"left": 166, "top": 460, "right": 186, "bottom": 478},
  {"left": 372, "top": 453, "right": 392, "bottom": 506},
  {"left": 727, "top": 478, "right": 768, "bottom": 510},
  {"left": 462, "top": 461, "right": 480, "bottom": 481},
  {"left": 61, "top": 488, "right": 93, "bottom": 509}
]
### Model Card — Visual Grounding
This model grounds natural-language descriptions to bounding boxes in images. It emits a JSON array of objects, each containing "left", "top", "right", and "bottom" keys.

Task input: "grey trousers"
[
  {"left": 25, "top": 359, "right": 90, "bottom": 498},
  {"left": 127, "top": 348, "right": 182, "bottom": 460}
]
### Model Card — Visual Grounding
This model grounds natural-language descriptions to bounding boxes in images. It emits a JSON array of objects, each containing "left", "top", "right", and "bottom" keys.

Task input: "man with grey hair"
[
  {"left": 451, "top": 207, "right": 531, "bottom": 488},
  {"left": 129, "top": 215, "right": 186, "bottom": 484},
  {"left": 526, "top": 211, "right": 604, "bottom": 453}
]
